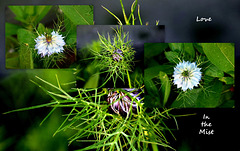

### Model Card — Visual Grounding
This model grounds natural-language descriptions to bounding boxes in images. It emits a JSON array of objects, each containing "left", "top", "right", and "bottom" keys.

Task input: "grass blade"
[
  {"left": 101, "top": 5, "right": 123, "bottom": 25},
  {"left": 3, "top": 102, "right": 57, "bottom": 114}
]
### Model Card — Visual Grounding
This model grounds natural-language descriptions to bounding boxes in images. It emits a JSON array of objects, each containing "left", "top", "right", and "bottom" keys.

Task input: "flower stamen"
[
  {"left": 45, "top": 34, "right": 52, "bottom": 43},
  {"left": 173, "top": 60, "right": 202, "bottom": 91}
]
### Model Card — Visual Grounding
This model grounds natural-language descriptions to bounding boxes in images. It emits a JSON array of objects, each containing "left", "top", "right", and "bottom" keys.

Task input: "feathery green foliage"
[{"left": 91, "top": 27, "right": 135, "bottom": 87}]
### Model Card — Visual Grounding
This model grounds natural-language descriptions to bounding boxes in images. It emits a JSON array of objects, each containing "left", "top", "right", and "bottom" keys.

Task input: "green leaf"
[
  {"left": 144, "top": 95, "right": 160, "bottom": 108},
  {"left": 171, "top": 88, "right": 201, "bottom": 108},
  {"left": 219, "top": 100, "right": 235, "bottom": 108},
  {"left": 168, "top": 43, "right": 183, "bottom": 52},
  {"left": 203, "top": 75, "right": 215, "bottom": 84},
  {"left": 204, "top": 63, "right": 224, "bottom": 78},
  {"left": 164, "top": 51, "right": 179, "bottom": 63},
  {"left": 17, "top": 28, "right": 35, "bottom": 69},
  {"left": 5, "top": 22, "right": 21, "bottom": 36},
  {"left": 34, "top": 6, "right": 52, "bottom": 23},
  {"left": 196, "top": 79, "right": 223, "bottom": 107},
  {"left": 202, "top": 43, "right": 235, "bottom": 73},
  {"left": 84, "top": 73, "right": 99, "bottom": 88},
  {"left": 24, "top": 6, "right": 35, "bottom": 16},
  {"left": 171, "top": 79, "right": 223, "bottom": 108},
  {"left": 37, "top": 23, "right": 45, "bottom": 35},
  {"left": 66, "top": 33, "right": 77, "bottom": 45},
  {"left": 59, "top": 5, "right": 94, "bottom": 25},
  {"left": 219, "top": 77, "right": 234, "bottom": 85},
  {"left": 183, "top": 43, "right": 195, "bottom": 60},
  {"left": 158, "top": 71, "right": 171, "bottom": 106},
  {"left": 9, "top": 6, "right": 52, "bottom": 24},
  {"left": 144, "top": 43, "right": 168, "bottom": 58},
  {"left": 218, "top": 85, "right": 234, "bottom": 108},
  {"left": 19, "top": 44, "right": 34, "bottom": 69},
  {"left": 193, "top": 43, "right": 204, "bottom": 54},
  {"left": 17, "top": 28, "right": 35, "bottom": 45},
  {"left": 144, "top": 65, "right": 174, "bottom": 81},
  {"left": 145, "top": 79, "right": 160, "bottom": 98},
  {"left": 144, "top": 79, "right": 161, "bottom": 107},
  {"left": 6, "top": 57, "right": 19, "bottom": 69},
  {"left": 64, "top": 14, "right": 75, "bottom": 33},
  {"left": 8, "top": 6, "right": 25, "bottom": 20},
  {"left": 226, "top": 71, "right": 234, "bottom": 78}
]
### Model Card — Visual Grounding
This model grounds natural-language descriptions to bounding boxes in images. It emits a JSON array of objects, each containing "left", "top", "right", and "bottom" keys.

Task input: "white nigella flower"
[
  {"left": 35, "top": 31, "right": 65, "bottom": 57},
  {"left": 173, "top": 60, "right": 202, "bottom": 91}
]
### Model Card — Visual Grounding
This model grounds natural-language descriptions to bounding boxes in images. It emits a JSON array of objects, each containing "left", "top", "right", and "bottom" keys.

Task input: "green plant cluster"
[
  {"left": 92, "top": 27, "right": 136, "bottom": 87},
  {"left": 4, "top": 75, "right": 177, "bottom": 151},
  {"left": 144, "top": 43, "right": 235, "bottom": 108},
  {"left": 3, "top": 2, "right": 186, "bottom": 151},
  {"left": 6, "top": 5, "right": 93, "bottom": 69},
  {"left": 75, "top": 26, "right": 144, "bottom": 88}
]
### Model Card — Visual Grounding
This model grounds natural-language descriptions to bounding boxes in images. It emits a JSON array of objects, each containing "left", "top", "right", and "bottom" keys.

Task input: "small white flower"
[
  {"left": 35, "top": 31, "right": 65, "bottom": 57},
  {"left": 173, "top": 60, "right": 202, "bottom": 91}
]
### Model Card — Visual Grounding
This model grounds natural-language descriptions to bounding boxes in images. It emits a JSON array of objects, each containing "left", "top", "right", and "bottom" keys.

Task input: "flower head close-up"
[
  {"left": 35, "top": 31, "right": 65, "bottom": 57},
  {"left": 112, "top": 49, "right": 123, "bottom": 62},
  {"left": 173, "top": 60, "right": 202, "bottom": 91},
  {"left": 107, "top": 88, "right": 143, "bottom": 115}
]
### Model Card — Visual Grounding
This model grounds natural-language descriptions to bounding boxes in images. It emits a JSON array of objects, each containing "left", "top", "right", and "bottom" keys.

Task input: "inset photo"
[
  {"left": 76, "top": 25, "right": 164, "bottom": 88},
  {"left": 144, "top": 43, "right": 235, "bottom": 108},
  {"left": 5, "top": 5, "right": 93, "bottom": 69}
]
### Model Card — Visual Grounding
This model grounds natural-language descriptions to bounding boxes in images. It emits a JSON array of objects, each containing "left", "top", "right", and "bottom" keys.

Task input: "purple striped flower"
[
  {"left": 112, "top": 49, "right": 123, "bottom": 62},
  {"left": 107, "top": 88, "right": 143, "bottom": 115}
]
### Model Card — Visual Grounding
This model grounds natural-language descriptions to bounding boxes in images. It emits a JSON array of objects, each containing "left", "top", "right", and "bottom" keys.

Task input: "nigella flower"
[
  {"left": 112, "top": 49, "right": 123, "bottom": 62},
  {"left": 35, "top": 31, "right": 65, "bottom": 57},
  {"left": 107, "top": 88, "right": 143, "bottom": 115},
  {"left": 173, "top": 60, "right": 202, "bottom": 91}
]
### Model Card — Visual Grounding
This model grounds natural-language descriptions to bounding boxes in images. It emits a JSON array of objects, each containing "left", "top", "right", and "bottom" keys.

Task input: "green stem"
[
  {"left": 119, "top": 0, "right": 129, "bottom": 25},
  {"left": 127, "top": 0, "right": 138, "bottom": 25},
  {"left": 138, "top": 4, "right": 143, "bottom": 25},
  {"left": 101, "top": 5, "right": 123, "bottom": 25},
  {"left": 126, "top": 70, "right": 132, "bottom": 88},
  {"left": 152, "top": 144, "right": 159, "bottom": 151}
]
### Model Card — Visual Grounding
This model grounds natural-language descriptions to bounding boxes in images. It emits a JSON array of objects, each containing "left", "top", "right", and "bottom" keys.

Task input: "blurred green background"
[{"left": 0, "top": 69, "right": 79, "bottom": 151}]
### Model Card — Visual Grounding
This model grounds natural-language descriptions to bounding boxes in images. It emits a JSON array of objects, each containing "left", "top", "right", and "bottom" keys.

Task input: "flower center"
[
  {"left": 182, "top": 70, "right": 189, "bottom": 77},
  {"left": 112, "top": 49, "right": 123, "bottom": 61},
  {"left": 45, "top": 34, "right": 52, "bottom": 43}
]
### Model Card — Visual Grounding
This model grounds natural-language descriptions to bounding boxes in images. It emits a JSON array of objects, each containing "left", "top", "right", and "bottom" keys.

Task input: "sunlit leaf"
[
  {"left": 59, "top": 5, "right": 94, "bottom": 25},
  {"left": 17, "top": 28, "right": 35, "bottom": 69},
  {"left": 84, "top": 73, "right": 99, "bottom": 88},
  {"left": 202, "top": 43, "right": 234, "bottom": 74},
  {"left": 219, "top": 77, "right": 234, "bottom": 85},
  {"left": 158, "top": 71, "right": 171, "bottom": 106},
  {"left": 204, "top": 63, "right": 224, "bottom": 78}
]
